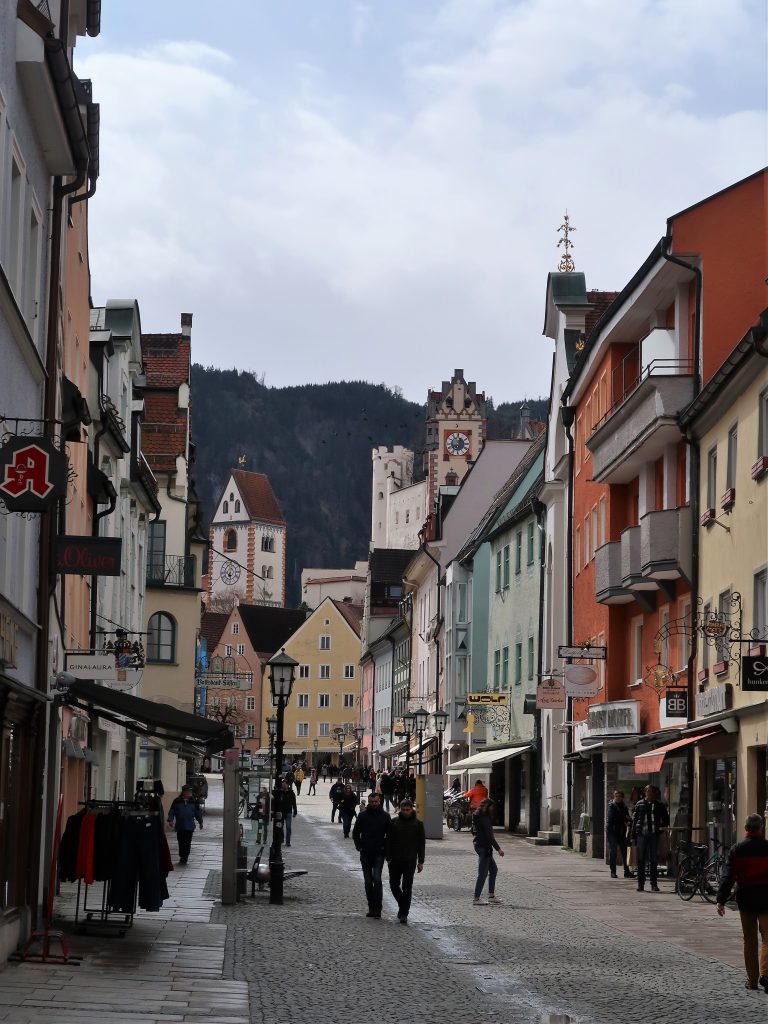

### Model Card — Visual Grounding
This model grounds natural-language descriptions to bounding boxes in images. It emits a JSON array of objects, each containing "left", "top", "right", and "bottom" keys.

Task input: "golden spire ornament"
[
  {"left": 237, "top": 454, "right": 247, "bottom": 466},
  {"left": 557, "top": 211, "right": 576, "bottom": 272}
]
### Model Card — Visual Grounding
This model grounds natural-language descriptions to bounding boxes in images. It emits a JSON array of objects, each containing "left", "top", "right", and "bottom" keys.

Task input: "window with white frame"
[
  {"left": 575, "top": 526, "right": 581, "bottom": 574},
  {"left": 456, "top": 657, "right": 469, "bottom": 695},
  {"left": 495, "top": 550, "right": 502, "bottom": 592},
  {"left": 246, "top": 724, "right": 255, "bottom": 738},
  {"left": 528, "top": 636, "right": 535, "bottom": 680},
  {"left": 503, "top": 544, "right": 510, "bottom": 586},
  {"left": 225, "top": 645, "right": 232, "bottom": 657},
  {"left": 584, "top": 516, "right": 590, "bottom": 567},
  {"left": 232, "top": 622, "right": 239, "bottom": 635},
  {"left": 24, "top": 196, "right": 41, "bottom": 331},
  {"left": 344, "top": 664, "right": 355, "bottom": 679},
  {"left": 228, "top": 695, "right": 237, "bottom": 710},
  {"left": 318, "top": 693, "right": 330, "bottom": 708},
  {"left": 320, "top": 664, "right": 330, "bottom": 679},
  {"left": 237, "top": 644, "right": 245, "bottom": 656},
  {"left": 297, "top": 693, "right": 309, "bottom": 708},
  {"left": 299, "top": 664, "right": 310, "bottom": 679},
  {"left": 726, "top": 424, "right": 738, "bottom": 492},
  {"left": 297, "top": 722, "right": 309, "bottom": 738},
  {"left": 457, "top": 583, "right": 467, "bottom": 623},
  {"left": 632, "top": 619, "right": 643, "bottom": 682},
  {"left": 319, "top": 722, "right": 330, "bottom": 737},
  {"left": 343, "top": 693, "right": 355, "bottom": 708},
  {"left": 591, "top": 507, "right": 598, "bottom": 558},
  {"left": 599, "top": 497, "right": 606, "bottom": 547},
  {"left": 320, "top": 635, "right": 331, "bottom": 650},
  {"left": 759, "top": 388, "right": 768, "bottom": 458},
  {"left": 493, "top": 650, "right": 501, "bottom": 689},
  {"left": 707, "top": 446, "right": 718, "bottom": 509},
  {"left": 6, "top": 149, "right": 24, "bottom": 298},
  {"left": 754, "top": 568, "right": 767, "bottom": 633},
  {"left": 245, "top": 696, "right": 256, "bottom": 711}
]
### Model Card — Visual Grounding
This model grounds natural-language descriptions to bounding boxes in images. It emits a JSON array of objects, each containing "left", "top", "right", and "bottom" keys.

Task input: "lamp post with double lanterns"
[
  {"left": 433, "top": 708, "right": 448, "bottom": 775},
  {"left": 414, "top": 706, "right": 429, "bottom": 775},
  {"left": 402, "top": 710, "right": 415, "bottom": 783},
  {"left": 354, "top": 724, "right": 365, "bottom": 798},
  {"left": 267, "top": 648, "right": 298, "bottom": 905}
]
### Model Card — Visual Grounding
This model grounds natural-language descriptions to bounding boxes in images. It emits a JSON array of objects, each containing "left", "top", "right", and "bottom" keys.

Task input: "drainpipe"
[
  {"left": 531, "top": 496, "right": 547, "bottom": 837},
  {"left": 561, "top": 402, "right": 576, "bottom": 849}
]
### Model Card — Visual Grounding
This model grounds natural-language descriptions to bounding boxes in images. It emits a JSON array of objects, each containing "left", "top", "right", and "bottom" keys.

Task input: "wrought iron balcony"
[{"left": 147, "top": 555, "right": 197, "bottom": 588}]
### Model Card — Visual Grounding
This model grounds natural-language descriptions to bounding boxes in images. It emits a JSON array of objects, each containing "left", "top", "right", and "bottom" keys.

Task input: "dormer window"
[{"left": 225, "top": 529, "right": 237, "bottom": 551}]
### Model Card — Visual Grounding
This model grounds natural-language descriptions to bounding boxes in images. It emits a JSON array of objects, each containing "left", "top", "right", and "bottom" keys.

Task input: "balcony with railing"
[
  {"left": 147, "top": 555, "right": 197, "bottom": 588},
  {"left": 587, "top": 331, "right": 694, "bottom": 484}
]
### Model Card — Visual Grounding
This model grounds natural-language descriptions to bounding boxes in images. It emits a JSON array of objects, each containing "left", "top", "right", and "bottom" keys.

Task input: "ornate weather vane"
[
  {"left": 237, "top": 454, "right": 246, "bottom": 467},
  {"left": 557, "top": 211, "right": 576, "bottom": 273}
]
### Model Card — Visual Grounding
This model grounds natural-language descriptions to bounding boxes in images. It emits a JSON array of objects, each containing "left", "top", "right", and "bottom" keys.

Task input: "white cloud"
[{"left": 79, "top": 1, "right": 766, "bottom": 402}]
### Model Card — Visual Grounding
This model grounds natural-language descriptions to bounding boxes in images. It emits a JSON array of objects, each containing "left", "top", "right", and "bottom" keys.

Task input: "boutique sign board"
[
  {"left": 742, "top": 657, "right": 768, "bottom": 692},
  {"left": 56, "top": 536, "right": 122, "bottom": 576},
  {"left": 64, "top": 653, "right": 117, "bottom": 683},
  {"left": 467, "top": 692, "right": 508, "bottom": 706},
  {"left": 695, "top": 683, "right": 732, "bottom": 718},
  {"left": 536, "top": 678, "right": 566, "bottom": 709},
  {"left": 585, "top": 700, "right": 639, "bottom": 738}
]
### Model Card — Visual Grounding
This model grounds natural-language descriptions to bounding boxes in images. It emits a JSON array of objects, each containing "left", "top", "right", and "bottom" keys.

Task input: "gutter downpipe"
[
  {"left": 662, "top": 235, "right": 702, "bottom": 817},
  {"left": 531, "top": 496, "right": 546, "bottom": 838},
  {"left": 560, "top": 403, "right": 576, "bottom": 850}
]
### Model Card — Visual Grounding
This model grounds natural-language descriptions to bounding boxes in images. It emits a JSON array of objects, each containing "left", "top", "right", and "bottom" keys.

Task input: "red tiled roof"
[
  {"left": 200, "top": 612, "right": 229, "bottom": 651},
  {"left": 232, "top": 470, "right": 285, "bottom": 526},
  {"left": 585, "top": 290, "right": 621, "bottom": 340},
  {"left": 142, "top": 334, "right": 190, "bottom": 388},
  {"left": 332, "top": 599, "right": 363, "bottom": 637},
  {"left": 144, "top": 393, "right": 181, "bottom": 422}
]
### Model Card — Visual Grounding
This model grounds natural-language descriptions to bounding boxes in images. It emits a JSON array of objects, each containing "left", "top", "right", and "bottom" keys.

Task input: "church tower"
[{"left": 424, "top": 369, "right": 487, "bottom": 511}]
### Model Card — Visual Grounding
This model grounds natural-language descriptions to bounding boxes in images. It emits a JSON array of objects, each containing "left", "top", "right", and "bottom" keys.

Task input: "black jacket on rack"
[{"left": 59, "top": 809, "right": 85, "bottom": 882}]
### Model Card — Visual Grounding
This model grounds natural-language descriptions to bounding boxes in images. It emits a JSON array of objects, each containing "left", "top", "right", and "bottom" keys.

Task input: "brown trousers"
[{"left": 738, "top": 908, "right": 768, "bottom": 987}]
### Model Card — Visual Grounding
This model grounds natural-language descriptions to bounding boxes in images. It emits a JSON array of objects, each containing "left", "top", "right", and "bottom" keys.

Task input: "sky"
[{"left": 75, "top": 0, "right": 767, "bottom": 405}]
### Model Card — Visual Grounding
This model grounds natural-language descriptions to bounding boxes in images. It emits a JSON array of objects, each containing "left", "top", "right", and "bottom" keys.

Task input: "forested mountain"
[{"left": 190, "top": 367, "right": 548, "bottom": 605}]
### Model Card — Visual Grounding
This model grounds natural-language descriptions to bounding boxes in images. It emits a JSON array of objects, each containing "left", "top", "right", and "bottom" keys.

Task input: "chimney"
[{"left": 180, "top": 313, "right": 193, "bottom": 338}]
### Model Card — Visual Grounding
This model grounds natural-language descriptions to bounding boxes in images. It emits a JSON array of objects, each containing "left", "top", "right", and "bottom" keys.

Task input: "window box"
[
  {"left": 751, "top": 455, "right": 768, "bottom": 481},
  {"left": 720, "top": 488, "right": 735, "bottom": 511},
  {"left": 749, "top": 644, "right": 766, "bottom": 657},
  {"left": 700, "top": 508, "right": 716, "bottom": 527},
  {"left": 697, "top": 669, "right": 709, "bottom": 683},
  {"left": 713, "top": 659, "right": 729, "bottom": 677}
]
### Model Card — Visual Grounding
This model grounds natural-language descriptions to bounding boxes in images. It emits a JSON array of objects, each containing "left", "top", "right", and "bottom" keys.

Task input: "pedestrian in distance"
[
  {"left": 281, "top": 781, "right": 297, "bottom": 847},
  {"left": 631, "top": 784, "right": 669, "bottom": 892},
  {"left": 329, "top": 779, "right": 345, "bottom": 822},
  {"left": 352, "top": 791, "right": 391, "bottom": 918},
  {"left": 293, "top": 765, "right": 304, "bottom": 795},
  {"left": 321, "top": 763, "right": 328, "bottom": 782},
  {"left": 379, "top": 771, "right": 395, "bottom": 812},
  {"left": 606, "top": 790, "right": 632, "bottom": 879},
  {"left": 167, "top": 784, "right": 203, "bottom": 865},
  {"left": 339, "top": 784, "right": 359, "bottom": 838},
  {"left": 472, "top": 798, "right": 504, "bottom": 905},
  {"left": 386, "top": 797, "right": 425, "bottom": 924},
  {"left": 716, "top": 812, "right": 768, "bottom": 992},
  {"left": 466, "top": 779, "right": 489, "bottom": 809},
  {"left": 308, "top": 768, "right": 318, "bottom": 795},
  {"left": 368, "top": 767, "right": 377, "bottom": 792}
]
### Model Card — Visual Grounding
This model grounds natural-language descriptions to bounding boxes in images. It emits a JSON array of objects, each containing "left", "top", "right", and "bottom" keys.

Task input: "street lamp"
[
  {"left": 335, "top": 727, "right": 346, "bottom": 777},
  {"left": 354, "top": 724, "right": 365, "bottom": 797},
  {"left": 414, "top": 707, "right": 429, "bottom": 775},
  {"left": 312, "top": 737, "right": 319, "bottom": 768},
  {"left": 433, "top": 708, "right": 448, "bottom": 776},
  {"left": 403, "top": 710, "right": 416, "bottom": 785},
  {"left": 266, "top": 714, "right": 277, "bottom": 779},
  {"left": 267, "top": 648, "right": 298, "bottom": 905}
]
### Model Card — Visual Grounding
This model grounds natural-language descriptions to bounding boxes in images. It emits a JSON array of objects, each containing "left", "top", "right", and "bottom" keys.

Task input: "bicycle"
[{"left": 677, "top": 839, "right": 727, "bottom": 902}]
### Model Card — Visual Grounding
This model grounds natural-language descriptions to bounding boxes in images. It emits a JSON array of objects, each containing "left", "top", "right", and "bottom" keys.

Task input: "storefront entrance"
[{"left": 706, "top": 756, "right": 737, "bottom": 849}]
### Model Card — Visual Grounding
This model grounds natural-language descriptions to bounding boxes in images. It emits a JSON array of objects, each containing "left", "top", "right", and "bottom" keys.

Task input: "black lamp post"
[
  {"left": 414, "top": 706, "right": 429, "bottom": 775},
  {"left": 403, "top": 710, "right": 415, "bottom": 783},
  {"left": 335, "top": 727, "right": 346, "bottom": 777},
  {"left": 266, "top": 714, "right": 277, "bottom": 779},
  {"left": 433, "top": 708, "right": 448, "bottom": 776},
  {"left": 354, "top": 724, "right": 364, "bottom": 797},
  {"left": 267, "top": 648, "right": 298, "bottom": 905},
  {"left": 312, "top": 737, "right": 319, "bottom": 768}
]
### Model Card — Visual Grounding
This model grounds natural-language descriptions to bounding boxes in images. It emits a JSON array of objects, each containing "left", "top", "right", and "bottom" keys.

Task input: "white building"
[
  {"left": 301, "top": 562, "right": 367, "bottom": 609},
  {"left": 371, "top": 445, "right": 425, "bottom": 550}
]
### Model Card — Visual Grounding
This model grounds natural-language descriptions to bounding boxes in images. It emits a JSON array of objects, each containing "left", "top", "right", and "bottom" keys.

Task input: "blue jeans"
[
  {"left": 636, "top": 833, "right": 660, "bottom": 888},
  {"left": 360, "top": 853, "right": 385, "bottom": 911},
  {"left": 340, "top": 811, "right": 355, "bottom": 836},
  {"left": 474, "top": 846, "right": 498, "bottom": 899},
  {"left": 607, "top": 834, "right": 628, "bottom": 874}
]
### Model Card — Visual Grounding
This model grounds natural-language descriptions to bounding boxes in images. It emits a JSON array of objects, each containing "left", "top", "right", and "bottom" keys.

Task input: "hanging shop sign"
[
  {"left": 55, "top": 536, "right": 122, "bottom": 576},
  {"left": 564, "top": 664, "right": 601, "bottom": 698},
  {"left": 467, "top": 692, "right": 508, "bottom": 705},
  {"left": 536, "top": 678, "right": 566, "bottom": 709},
  {"left": 586, "top": 700, "right": 639, "bottom": 737},
  {"left": 665, "top": 689, "right": 688, "bottom": 718},
  {"left": 742, "top": 657, "right": 768, "bottom": 692},
  {"left": 0, "top": 436, "right": 68, "bottom": 512},
  {"left": 65, "top": 653, "right": 117, "bottom": 682},
  {"left": 558, "top": 645, "right": 607, "bottom": 661},
  {"left": 695, "top": 682, "right": 732, "bottom": 718}
]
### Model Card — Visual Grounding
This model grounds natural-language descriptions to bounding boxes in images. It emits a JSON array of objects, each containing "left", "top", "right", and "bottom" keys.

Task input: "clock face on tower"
[
  {"left": 220, "top": 560, "right": 241, "bottom": 586},
  {"left": 445, "top": 431, "right": 471, "bottom": 457}
]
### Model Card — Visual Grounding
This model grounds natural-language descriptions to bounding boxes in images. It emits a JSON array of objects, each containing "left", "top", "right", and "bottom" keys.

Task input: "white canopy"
[{"left": 446, "top": 745, "right": 529, "bottom": 774}]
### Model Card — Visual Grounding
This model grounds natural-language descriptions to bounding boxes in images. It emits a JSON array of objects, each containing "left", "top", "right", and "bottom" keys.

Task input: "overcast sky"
[{"left": 76, "top": 1, "right": 766, "bottom": 404}]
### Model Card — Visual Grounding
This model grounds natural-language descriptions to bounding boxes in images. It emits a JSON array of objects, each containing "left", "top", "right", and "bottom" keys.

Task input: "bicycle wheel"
[
  {"left": 677, "top": 857, "right": 698, "bottom": 901},
  {"left": 700, "top": 857, "right": 723, "bottom": 903}
]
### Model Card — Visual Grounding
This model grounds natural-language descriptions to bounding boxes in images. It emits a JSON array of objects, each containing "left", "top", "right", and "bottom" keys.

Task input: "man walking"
[
  {"left": 716, "top": 813, "right": 768, "bottom": 992},
  {"left": 386, "top": 798, "right": 425, "bottom": 924},
  {"left": 606, "top": 790, "right": 632, "bottom": 879},
  {"left": 307, "top": 768, "right": 318, "bottom": 796},
  {"left": 631, "top": 784, "right": 669, "bottom": 892},
  {"left": 281, "top": 780, "right": 297, "bottom": 847},
  {"left": 293, "top": 765, "right": 304, "bottom": 795},
  {"left": 167, "top": 784, "right": 203, "bottom": 865},
  {"left": 352, "top": 791, "right": 391, "bottom": 918},
  {"left": 329, "top": 779, "right": 344, "bottom": 822}
]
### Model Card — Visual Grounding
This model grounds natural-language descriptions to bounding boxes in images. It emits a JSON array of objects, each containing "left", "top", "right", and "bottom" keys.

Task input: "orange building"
[{"left": 562, "top": 169, "right": 767, "bottom": 857}]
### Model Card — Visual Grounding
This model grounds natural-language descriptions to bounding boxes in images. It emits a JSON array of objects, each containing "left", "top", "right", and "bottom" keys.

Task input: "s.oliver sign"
[{"left": 56, "top": 536, "right": 122, "bottom": 576}]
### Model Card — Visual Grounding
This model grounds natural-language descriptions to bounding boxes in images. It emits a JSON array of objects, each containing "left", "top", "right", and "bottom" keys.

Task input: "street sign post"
[{"left": 558, "top": 645, "right": 607, "bottom": 660}]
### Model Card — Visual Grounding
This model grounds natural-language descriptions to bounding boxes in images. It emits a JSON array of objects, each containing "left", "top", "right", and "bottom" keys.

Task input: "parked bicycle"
[
  {"left": 445, "top": 795, "right": 473, "bottom": 831},
  {"left": 677, "top": 839, "right": 727, "bottom": 902}
]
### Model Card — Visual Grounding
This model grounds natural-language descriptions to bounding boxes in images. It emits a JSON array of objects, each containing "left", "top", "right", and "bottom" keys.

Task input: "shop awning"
[
  {"left": 446, "top": 745, "right": 529, "bottom": 774},
  {"left": 65, "top": 679, "right": 234, "bottom": 755},
  {"left": 634, "top": 729, "right": 721, "bottom": 774}
]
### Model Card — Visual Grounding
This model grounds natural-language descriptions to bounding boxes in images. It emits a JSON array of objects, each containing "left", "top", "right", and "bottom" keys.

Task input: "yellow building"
[
  {"left": 682, "top": 317, "right": 768, "bottom": 847},
  {"left": 260, "top": 598, "right": 363, "bottom": 768}
]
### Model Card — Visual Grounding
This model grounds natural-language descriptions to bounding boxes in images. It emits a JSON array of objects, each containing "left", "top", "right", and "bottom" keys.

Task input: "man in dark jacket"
[
  {"left": 329, "top": 779, "right": 345, "bottom": 822},
  {"left": 606, "top": 790, "right": 632, "bottom": 879},
  {"left": 630, "top": 785, "right": 669, "bottom": 892},
  {"left": 352, "top": 791, "right": 391, "bottom": 918},
  {"left": 385, "top": 798, "right": 425, "bottom": 924},
  {"left": 167, "top": 785, "right": 203, "bottom": 865},
  {"left": 280, "top": 781, "right": 298, "bottom": 847},
  {"left": 716, "top": 813, "right": 768, "bottom": 992}
]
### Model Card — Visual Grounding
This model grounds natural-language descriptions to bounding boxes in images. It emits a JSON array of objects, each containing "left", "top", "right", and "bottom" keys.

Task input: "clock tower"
[{"left": 424, "top": 369, "right": 487, "bottom": 511}]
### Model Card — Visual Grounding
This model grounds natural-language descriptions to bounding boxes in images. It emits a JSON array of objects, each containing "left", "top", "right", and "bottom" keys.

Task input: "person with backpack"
[{"left": 472, "top": 798, "right": 504, "bottom": 905}]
